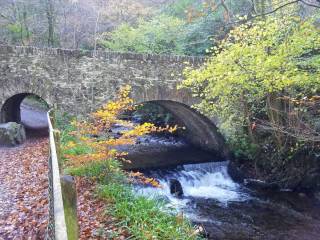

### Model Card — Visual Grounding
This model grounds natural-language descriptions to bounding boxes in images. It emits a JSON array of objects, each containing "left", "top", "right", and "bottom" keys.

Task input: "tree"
[
  {"left": 182, "top": 15, "right": 320, "bottom": 168},
  {"left": 175, "top": 0, "right": 252, "bottom": 55},
  {"left": 0, "top": 0, "right": 164, "bottom": 49},
  {"left": 0, "top": 0, "right": 34, "bottom": 45},
  {"left": 100, "top": 14, "right": 187, "bottom": 54},
  {"left": 44, "top": 0, "right": 55, "bottom": 46},
  {"left": 100, "top": 0, "right": 257, "bottom": 55}
]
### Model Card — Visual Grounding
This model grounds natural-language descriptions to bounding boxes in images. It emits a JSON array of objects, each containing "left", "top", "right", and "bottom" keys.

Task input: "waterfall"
[{"left": 136, "top": 161, "right": 250, "bottom": 208}]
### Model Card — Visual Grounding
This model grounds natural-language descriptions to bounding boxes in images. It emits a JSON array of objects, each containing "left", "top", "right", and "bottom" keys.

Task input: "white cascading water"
[{"left": 135, "top": 161, "right": 250, "bottom": 212}]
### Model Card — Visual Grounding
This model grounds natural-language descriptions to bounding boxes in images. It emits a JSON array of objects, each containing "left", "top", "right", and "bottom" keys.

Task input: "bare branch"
[
  {"left": 251, "top": 0, "right": 300, "bottom": 18},
  {"left": 0, "top": 12, "right": 11, "bottom": 21},
  {"left": 300, "top": 0, "right": 320, "bottom": 8}
]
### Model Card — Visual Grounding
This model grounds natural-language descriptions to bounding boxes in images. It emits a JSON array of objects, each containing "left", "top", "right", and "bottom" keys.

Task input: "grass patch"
[
  {"left": 66, "top": 160, "right": 124, "bottom": 182},
  {"left": 98, "top": 182, "right": 201, "bottom": 240},
  {"left": 64, "top": 152, "right": 202, "bottom": 240}
]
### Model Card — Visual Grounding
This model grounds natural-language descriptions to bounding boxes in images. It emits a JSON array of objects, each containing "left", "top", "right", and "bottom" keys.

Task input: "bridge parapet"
[
  {"left": 0, "top": 45, "right": 205, "bottom": 117},
  {"left": 0, "top": 45, "right": 205, "bottom": 64}
]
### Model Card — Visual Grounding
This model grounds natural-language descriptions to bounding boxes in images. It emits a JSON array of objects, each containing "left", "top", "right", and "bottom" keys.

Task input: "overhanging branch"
[{"left": 300, "top": 0, "right": 320, "bottom": 8}]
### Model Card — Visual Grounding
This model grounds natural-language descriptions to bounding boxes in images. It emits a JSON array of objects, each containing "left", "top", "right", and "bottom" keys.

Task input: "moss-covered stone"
[{"left": 0, "top": 122, "right": 26, "bottom": 146}]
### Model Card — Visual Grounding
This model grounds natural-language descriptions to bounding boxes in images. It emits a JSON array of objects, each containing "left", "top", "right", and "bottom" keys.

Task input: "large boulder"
[{"left": 0, "top": 122, "right": 26, "bottom": 146}]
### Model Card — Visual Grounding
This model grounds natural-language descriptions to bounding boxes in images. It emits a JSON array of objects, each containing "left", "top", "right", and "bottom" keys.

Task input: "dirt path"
[{"left": 0, "top": 137, "right": 49, "bottom": 239}]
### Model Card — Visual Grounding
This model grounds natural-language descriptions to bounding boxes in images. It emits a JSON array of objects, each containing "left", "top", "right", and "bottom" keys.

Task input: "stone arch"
[
  {"left": 138, "top": 100, "right": 230, "bottom": 160},
  {"left": 0, "top": 93, "right": 50, "bottom": 124}
]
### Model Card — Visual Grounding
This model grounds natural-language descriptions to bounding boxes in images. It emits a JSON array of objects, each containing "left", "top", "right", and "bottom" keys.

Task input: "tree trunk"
[
  {"left": 22, "top": 4, "right": 30, "bottom": 44},
  {"left": 45, "top": 0, "right": 55, "bottom": 47},
  {"left": 266, "top": 93, "right": 285, "bottom": 148},
  {"left": 241, "top": 92, "right": 256, "bottom": 144}
]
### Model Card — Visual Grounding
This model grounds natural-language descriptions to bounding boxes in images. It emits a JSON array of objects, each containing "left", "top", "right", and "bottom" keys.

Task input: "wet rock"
[
  {"left": 244, "top": 179, "right": 279, "bottom": 191},
  {"left": 228, "top": 161, "right": 245, "bottom": 183},
  {"left": 170, "top": 179, "right": 183, "bottom": 197},
  {"left": 315, "top": 192, "right": 320, "bottom": 201},
  {"left": 298, "top": 192, "right": 307, "bottom": 198},
  {"left": 295, "top": 168, "right": 320, "bottom": 192},
  {"left": 282, "top": 151, "right": 320, "bottom": 192},
  {"left": 0, "top": 122, "right": 26, "bottom": 146},
  {"left": 193, "top": 226, "right": 207, "bottom": 238}
]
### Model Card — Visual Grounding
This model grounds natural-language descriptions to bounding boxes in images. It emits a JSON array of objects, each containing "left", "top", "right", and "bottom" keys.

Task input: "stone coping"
[{"left": 0, "top": 45, "right": 206, "bottom": 64}]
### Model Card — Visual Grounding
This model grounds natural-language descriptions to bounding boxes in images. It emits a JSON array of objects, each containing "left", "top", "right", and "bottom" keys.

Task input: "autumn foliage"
[{"left": 63, "top": 85, "right": 176, "bottom": 186}]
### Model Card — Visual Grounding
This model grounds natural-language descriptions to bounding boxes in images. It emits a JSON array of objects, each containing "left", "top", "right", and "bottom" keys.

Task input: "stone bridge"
[{"left": 0, "top": 45, "right": 229, "bottom": 158}]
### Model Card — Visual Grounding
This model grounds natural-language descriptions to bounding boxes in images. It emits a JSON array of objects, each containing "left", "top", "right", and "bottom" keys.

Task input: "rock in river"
[{"left": 170, "top": 179, "right": 184, "bottom": 198}]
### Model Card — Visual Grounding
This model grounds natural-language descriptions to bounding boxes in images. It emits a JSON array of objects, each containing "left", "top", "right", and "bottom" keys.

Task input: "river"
[{"left": 129, "top": 134, "right": 320, "bottom": 240}]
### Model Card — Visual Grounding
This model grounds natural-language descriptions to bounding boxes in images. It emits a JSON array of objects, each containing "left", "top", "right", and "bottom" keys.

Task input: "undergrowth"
[{"left": 67, "top": 163, "right": 202, "bottom": 240}]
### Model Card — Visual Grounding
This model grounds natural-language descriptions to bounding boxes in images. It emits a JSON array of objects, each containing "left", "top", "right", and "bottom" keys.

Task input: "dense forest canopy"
[
  {"left": 1, "top": 0, "right": 318, "bottom": 55},
  {"left": 0, "top": 0, "right": 163, "bottom": 49}
]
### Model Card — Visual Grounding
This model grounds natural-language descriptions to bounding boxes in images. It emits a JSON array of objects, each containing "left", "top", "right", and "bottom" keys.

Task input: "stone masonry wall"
[{"left": 0, "top": 45, "right": 205, "bottom": 116}]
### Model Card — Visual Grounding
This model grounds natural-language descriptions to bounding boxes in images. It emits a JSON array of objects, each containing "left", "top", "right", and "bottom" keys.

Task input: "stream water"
[{"left": 130, "top": 135, "right": 320, "bottom": 240}]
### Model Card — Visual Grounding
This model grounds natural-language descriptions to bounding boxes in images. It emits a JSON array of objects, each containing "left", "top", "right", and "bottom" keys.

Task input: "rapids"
[{"left": 130, "top": 136, "right": 320, "bottom": 240}]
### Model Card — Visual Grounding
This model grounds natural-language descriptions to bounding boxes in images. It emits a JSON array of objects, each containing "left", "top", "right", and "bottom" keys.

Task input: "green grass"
[
  {"left": 66, "top": 160, "right": 124, "bottom": 182},
  {"left": 66, "top": 161, "right": 202, "bottom": 240},
  {"left": 63, "top": 143, "right": 92, "bottom": 156},
  {"left": 99, "top": 182, "right": 202, "bottom": 240}
]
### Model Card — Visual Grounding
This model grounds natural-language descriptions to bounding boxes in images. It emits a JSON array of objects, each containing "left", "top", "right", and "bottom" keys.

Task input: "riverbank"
[{"left": 64, "top": 160, "right": 203, "bottom": 240}]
